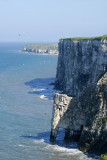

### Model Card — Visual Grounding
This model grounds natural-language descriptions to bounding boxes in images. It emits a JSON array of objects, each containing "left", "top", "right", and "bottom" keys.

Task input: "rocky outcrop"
[
  {"left": 50, "top": 38, "right": 107, "bottom": 155},
  {"left": 50, "top": 94, "right": 72, "bottom": 141}
]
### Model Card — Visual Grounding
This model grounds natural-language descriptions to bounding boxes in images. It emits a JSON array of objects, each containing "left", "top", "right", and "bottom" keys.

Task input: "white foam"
[
  {"left": 32, "top": 88, "right": 45, "bottom": 92},
  {"left": 18, "top": 144, "right": 25, "bottom": 147},
  {"left": 40, "top": 95, "right": 47, "bottom": 100},
  {"left": 33, "top": 139, "right": 45, "bottom": 144},
  {"left": 33, "top": 139, "right": 99, "bottom": 159},
  {"left": 44, "top": 144, "right": 99, "bottom": 159},
  {"left": 45, "top": 144, "right": 80, "bottom": 154}
]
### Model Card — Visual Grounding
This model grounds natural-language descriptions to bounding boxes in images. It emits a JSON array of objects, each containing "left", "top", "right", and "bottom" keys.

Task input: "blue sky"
[{"left": 0, "top": 0, "right": 107, "bottom": 42}]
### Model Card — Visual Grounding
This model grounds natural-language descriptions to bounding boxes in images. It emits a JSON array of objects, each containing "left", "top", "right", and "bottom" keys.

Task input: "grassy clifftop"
[{"left": 60, "top": 35, "right": 107, "bottom": 41}]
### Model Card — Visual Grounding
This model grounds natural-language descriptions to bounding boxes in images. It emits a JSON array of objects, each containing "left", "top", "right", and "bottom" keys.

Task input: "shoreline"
[{"left": 21, "top": 50, "right": 58, "bottom": 55}]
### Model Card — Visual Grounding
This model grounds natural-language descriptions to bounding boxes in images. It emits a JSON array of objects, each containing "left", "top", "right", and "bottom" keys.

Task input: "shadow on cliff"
[{"left": 25, "top": 78, "right": 61, "bottom": 100}]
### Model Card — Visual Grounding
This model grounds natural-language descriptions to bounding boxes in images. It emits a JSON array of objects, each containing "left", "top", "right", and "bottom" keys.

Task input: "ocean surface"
[{"left": 0, "top": 42, "right": 100, "bottom": 160}]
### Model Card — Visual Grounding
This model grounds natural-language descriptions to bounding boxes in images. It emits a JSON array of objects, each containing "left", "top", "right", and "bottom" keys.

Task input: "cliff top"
[{"left": 60, "top": 35, "right": 107, "bottom": 41}]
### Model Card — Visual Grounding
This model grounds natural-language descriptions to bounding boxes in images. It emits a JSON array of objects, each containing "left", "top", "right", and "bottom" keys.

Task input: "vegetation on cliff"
[
  {"left": 60, "top": 35, "right": 107, "bottom": 41},
  {"left": 101, "top": 154, "right": 107, "bottom": 160}
]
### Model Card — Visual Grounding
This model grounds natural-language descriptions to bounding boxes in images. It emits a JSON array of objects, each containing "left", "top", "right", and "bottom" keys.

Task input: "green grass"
[
  {"left": 101, "top": 154, "right": 107, "bottom": 160},
  {"left": 24, "top": 43, "right": 58, "bottom": 50},
  {"left": 60, "top": 35, "right": 107, "bottom": 41}
]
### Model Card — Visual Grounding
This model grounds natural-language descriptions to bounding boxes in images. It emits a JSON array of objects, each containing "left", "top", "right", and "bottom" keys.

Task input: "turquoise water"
[{"left": 0, "top": 43, "right": 99, "bottom": 160}]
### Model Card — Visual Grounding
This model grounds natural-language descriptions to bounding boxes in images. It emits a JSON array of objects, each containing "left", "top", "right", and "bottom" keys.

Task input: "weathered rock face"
[
  {"left": 50, "top": 94, "right": 72, "bottom": 141},
  {"left": 50, "top": 38, "right": 107, "bottom": 155},
  {"left": 50, "top": 93, "right": 85, "bottom": 142},
  {"left": 50, "top": 73, "right": 107, "bottom": 154},
  {"left": 79, "top": 73, "right": 107, "bottom": 154},
  {"left": 56, "top": 39, "right": 107, "bottom": 96}
]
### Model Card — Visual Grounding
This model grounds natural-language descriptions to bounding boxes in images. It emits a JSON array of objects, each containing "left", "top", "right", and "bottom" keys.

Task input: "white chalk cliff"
[{"left": 50, "top": 37, "right": 107, "bottom": 155}]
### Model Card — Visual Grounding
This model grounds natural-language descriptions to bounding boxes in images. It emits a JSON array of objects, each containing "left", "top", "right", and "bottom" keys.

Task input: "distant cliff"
[
  {"left": 23, "top": 43, "right": 58, "bottom": 54},
  {"left": 50, "top": 36, "right": 107, "bottom": 155}
]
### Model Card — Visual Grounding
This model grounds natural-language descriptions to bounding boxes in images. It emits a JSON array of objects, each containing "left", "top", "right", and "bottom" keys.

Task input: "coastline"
[
  {"left": 23, "top": 43, "right": 59, "bottom": 55},
  {"left": 21, "top": 50, "right": 58, "bottom": 55}
]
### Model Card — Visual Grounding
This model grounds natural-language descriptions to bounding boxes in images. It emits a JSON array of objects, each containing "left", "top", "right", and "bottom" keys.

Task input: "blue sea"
[{"left": 0, "top": 42, "right": 100, "bottom": 160}]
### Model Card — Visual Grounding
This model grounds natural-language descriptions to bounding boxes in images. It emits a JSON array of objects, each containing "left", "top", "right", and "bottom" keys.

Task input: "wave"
[
  {"left": 18, "top": 144, "right": 25, "bottom": 147},
  {"left": 32, "top": 88, "right": 45, "bottom": 92},
  {"left": 25, "top": 78, "right": 62, "bottom": 100},
  {"left": 21, "top": 131, "right": 100, "bottom": 160},
  {"left": 34, "top": 139, "right": 45, "bottom": 144},
  {"left": 44, "top": 144, "right": 100, "bottom": 159},
  {"left": 40, "top": 95, "right": 47, "bottom": 100},
  {"left": 44, "top": 144, "right": 79, "bottom": 153}
]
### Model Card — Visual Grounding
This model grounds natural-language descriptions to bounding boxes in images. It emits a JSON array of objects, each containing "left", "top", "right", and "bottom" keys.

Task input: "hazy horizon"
[{"left": 0, "top": 0, "right": 107, "bottom": 42}]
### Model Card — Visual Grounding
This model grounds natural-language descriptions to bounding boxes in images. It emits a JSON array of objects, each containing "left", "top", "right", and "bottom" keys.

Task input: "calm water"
[{"left": 0, "top": 43, "right": 99, "bottom": 160}]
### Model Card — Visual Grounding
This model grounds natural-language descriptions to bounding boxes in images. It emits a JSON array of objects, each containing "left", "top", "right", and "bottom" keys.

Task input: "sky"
[{"left": 0, "top": 0, "right": 107, "bottom": 42}]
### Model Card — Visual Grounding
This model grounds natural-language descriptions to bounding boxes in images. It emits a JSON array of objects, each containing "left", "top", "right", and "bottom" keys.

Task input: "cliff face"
[
  {"left": 50, "top": 38, "right": 107, "bottom": 155},
  {"left": 56, "top": 39, "right": 107, "bottom": 96},
  {"left": 79, "top": 73, "right": 107, "bottom": 154}
]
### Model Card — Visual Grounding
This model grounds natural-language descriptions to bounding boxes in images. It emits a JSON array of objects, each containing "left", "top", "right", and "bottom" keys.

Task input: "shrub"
[{"left": 101, "top": 154, "right": 107, "bottom": 160}]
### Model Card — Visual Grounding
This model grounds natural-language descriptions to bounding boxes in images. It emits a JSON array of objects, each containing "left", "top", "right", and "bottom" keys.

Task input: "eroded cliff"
[{"left": 50, "top": 37, "right": 107, "bottom": 155}]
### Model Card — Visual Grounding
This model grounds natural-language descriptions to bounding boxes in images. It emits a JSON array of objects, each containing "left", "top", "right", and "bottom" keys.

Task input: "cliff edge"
[{"left": 50, "top": 37, "right": 107, "bottom": 155}]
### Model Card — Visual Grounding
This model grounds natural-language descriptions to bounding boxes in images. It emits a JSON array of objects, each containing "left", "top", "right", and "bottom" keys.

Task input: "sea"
[{"left": 0, "top": 42, "right": 100, "bottom": 160}]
